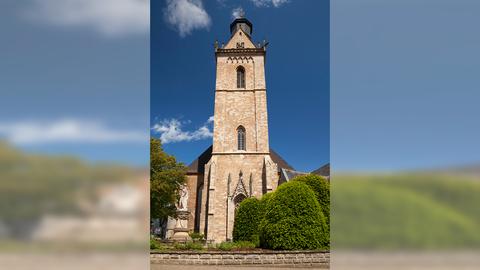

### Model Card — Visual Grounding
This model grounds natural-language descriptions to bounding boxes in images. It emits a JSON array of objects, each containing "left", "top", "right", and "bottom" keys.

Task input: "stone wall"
[
  {"left": 202, "top": 153, "right": 278, "bottom": 242},
  {"left": 185, "top": 174, "right": 199, "bottom": 232},
  {"left": 151, "top": 250, "right": 330, "bottom": 267}
]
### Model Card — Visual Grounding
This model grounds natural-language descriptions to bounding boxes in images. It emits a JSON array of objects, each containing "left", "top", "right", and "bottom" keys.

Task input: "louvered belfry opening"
[{"left": 236, "top": 66, "right": 245, "bottom": 88}]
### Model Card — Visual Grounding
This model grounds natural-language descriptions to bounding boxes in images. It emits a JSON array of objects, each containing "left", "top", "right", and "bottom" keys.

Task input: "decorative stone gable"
[
  {"left": 224, "top": 28, "right": 257, "bottom": 50},
  {"left": 231, "top": 171, "right": 249, "bottom": 201}
]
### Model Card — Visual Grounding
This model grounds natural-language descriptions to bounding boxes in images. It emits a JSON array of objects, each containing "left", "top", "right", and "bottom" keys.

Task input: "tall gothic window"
[
  {"left": 237, "top": 126, "right": 246, "bottom": 150},
  {"left": 237, "top": 66, "right": 245, "bottom": 88}
]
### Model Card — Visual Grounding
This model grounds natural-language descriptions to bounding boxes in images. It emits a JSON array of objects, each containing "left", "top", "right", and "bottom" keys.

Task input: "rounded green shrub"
[
  {"left": 233, "top": 197, "right": 263, "bottom": 246},
  {"left": 260, "top": 191, "right": 274, "bottom": 207},
  {"left": 292, "top": 174, "right": 330, "bottom": 224},
  {"left": 259, "top": 181, "right": 328, "bottom": 250}
]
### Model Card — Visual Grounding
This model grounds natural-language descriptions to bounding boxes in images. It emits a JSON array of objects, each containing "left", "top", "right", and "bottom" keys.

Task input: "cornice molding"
[
  {"left": 215, "top": 48, "right": 266, "bottom": 56},
  {"left": 216, "top": 88, "right": 266, "bottom": 92},
  {"left": 212, "top": 151, "right": 270, "bottom": 155}
]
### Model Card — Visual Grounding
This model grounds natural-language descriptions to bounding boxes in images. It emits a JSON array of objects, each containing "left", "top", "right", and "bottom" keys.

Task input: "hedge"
[
  {"left": 259, "top": 181, "right": 328, "bottom": 250},
  {"left": 292, "top": 174, "right": 330, "bottom": 224},
  {"left": 232, "top": 197, "right": 263, "bottom": 246}
]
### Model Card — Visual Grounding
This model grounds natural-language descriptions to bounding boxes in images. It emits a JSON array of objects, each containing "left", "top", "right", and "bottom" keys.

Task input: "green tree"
[{"left": 150, "top": 138, "right": 187, "bottom": 221}]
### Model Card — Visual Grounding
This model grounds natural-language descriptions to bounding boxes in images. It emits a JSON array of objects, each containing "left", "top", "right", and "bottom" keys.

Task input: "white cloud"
[
  {"left": 250, "top": 0, "right": 289, "bottom": 8},
  {"left": 0, "top": 119, "right": 147, "bottom": 145},
  {"left": 232, "top": 7, "right": 245, "bottom": 19},
  {"left": 151, "top": 117, "right": 213, "bottom": 143},
  {"left": 26, "top": 0, "right": 149, "bottom": 37},
  {"left": 164, "top": 0, "right": 211, "bottom": 37}
]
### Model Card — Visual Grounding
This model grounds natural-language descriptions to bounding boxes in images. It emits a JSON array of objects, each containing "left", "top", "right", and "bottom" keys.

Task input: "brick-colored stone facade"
[
  {"left": 151, "top": 250, "right": 330, "bottom": 267},
  {"left": 163, "top": 20, "right": 271, "bottom": 244},
  {"left": 182, "top": 18, "right": 282, "bottom": 243},
  {"left": 201, "top": 21, "right": 278, "bottom": 243}
]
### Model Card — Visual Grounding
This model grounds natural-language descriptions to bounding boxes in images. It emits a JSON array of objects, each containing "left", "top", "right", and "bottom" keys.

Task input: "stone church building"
[{"left": 180, "top": 16, "right": 320, "bottom": 243}]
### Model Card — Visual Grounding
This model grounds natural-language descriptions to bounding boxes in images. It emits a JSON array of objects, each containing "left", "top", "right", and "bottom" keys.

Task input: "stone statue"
[
  {"left": 170, "top": 185, "right": 191, "bottom": 241},
  {"left": 177, "top": 185, "right": 189, "bottom": 211}
]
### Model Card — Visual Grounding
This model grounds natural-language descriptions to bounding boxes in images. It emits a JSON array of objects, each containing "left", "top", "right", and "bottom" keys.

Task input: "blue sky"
[
  {"left": 0, "top": 0, "right": 149, "bottom": 166},
  {"left": 151, "top": 0, "right": 330, "bottom": 172},
  {"left": 332, "top": 0, "right": 480, "bottom": 171}
]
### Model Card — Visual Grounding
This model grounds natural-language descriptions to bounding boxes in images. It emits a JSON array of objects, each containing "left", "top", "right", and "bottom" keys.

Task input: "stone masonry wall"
[
  {"left": 202, "top": 20, "right": 277, "bottom": 243},
  {"left": 203, "top": 154, "right": 278, "bottom": 242},
  {"left": 151, "top": 250, "right": 330, "bottom": 268}
]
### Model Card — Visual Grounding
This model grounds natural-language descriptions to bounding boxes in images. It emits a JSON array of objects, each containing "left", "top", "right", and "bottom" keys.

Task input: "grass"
[
  {"left": 216, "top": 241, "right": 256, "bottom": 251},
  {"left": 150, "top": 238, "right": 167, "bottom": 250},
  {"left": 149, "top": 238, "right": 257, "bottom": 251},
  {"left": 173, "top": 242, "right": 204, "bottom": 250}
]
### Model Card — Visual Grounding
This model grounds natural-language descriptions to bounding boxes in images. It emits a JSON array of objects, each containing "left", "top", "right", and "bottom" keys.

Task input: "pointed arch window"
[
  {"left": 237, "top": 126, "right": 246, "bottom": 150},
  {"left": 237, "top": 66, "right": 245, "bottom": 88}
]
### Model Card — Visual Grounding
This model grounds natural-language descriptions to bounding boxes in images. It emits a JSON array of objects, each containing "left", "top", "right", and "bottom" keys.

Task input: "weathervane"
[{"left": 239, "top": 8, "right": 245, "bottom": 18}]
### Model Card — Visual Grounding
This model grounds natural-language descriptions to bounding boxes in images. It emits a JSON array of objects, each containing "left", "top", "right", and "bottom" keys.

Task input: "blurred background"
[
  {"left": 332, "top": 0, "right": 480, "bottom": 269},
  {"left": 0, "top": 0, "right": 149, "bottom": 269}
]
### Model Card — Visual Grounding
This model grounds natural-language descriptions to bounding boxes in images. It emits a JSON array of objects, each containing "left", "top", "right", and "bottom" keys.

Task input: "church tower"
[{"left": 201, "top": 16, "right": 279, "bottom": 242}]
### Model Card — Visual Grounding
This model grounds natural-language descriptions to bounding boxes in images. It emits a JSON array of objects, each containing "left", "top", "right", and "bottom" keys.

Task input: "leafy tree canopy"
[{"left": 150, "top": 138, "right": 187, "bottom": 220}]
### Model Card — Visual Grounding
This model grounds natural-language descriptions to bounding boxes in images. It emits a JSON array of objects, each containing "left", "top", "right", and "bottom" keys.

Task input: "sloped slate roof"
[
  {"left": 280, "top": 168, "right": 308, "bottom": 182},
  {"left": 187, "top": 146, "right": 294, "bottom": 174},
  {"left": 187, "top": 145, "right": 213, "bottom": 174},
  {"left": 269, "top": 148, "right": 295, "bottom": 172},
  {"left": 311, "top": 163, "right": 330, "bottom": 177}
]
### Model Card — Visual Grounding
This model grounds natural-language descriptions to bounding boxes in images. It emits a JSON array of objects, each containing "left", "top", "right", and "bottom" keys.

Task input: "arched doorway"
[{"left": 233, "top": 193, "right": 247, "bottom": 210}]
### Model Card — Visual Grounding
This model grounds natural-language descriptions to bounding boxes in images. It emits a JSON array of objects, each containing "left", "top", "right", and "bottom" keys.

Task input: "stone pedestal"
[
  {"left": 165, "top": 216, "right": 176, "bottom": 239},
  {"left": 170, "top": 210, "right": 191, "bottom": 241},
  {"left": 170, "top": 228, "right": 190, "bottom": 241}
]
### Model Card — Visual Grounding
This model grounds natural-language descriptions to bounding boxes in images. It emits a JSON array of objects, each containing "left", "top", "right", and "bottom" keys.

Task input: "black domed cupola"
[{"left": 230, "top": 16, "right": 253, "bottom": 37}]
